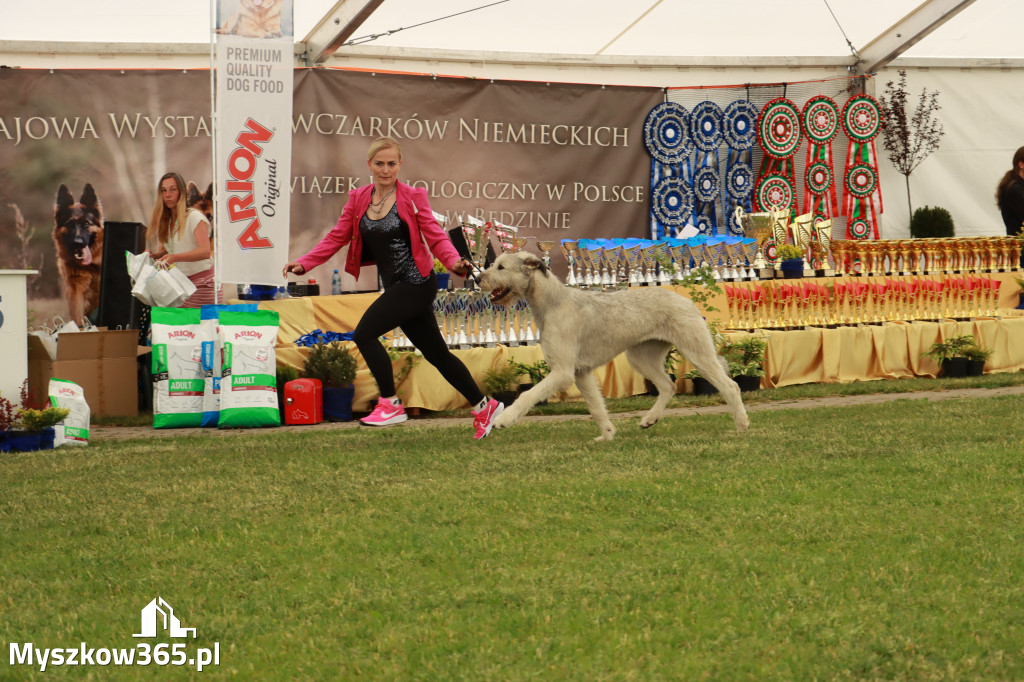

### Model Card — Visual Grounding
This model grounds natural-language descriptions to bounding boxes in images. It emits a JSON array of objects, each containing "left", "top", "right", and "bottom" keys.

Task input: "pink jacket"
[{"left": 297, "top": 181, "right": 462, "bottom": 279}]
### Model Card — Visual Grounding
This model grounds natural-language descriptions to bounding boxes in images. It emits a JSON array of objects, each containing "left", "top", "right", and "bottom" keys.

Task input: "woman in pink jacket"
[{"left": 283, "top": 137, "right": 504, "bottom": 439}]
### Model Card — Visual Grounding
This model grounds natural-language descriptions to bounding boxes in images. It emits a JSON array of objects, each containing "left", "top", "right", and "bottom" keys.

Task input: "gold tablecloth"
[{"left": 259, "top": 278, "right": 1024, "bottom": 413}]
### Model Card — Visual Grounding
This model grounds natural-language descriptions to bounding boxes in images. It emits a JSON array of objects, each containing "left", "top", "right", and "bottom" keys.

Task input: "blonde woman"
[
  {"left": 146, "top": 171, "right": 219, "bottom": 307},
  {"left": 283, "top": 137, "right": 504, "bottom": 439}
]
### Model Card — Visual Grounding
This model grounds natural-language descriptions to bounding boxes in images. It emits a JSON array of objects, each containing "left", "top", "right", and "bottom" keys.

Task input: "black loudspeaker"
[
  {"left": 97, "top": 221, "right": 147, "bottom": 330},
  {"left": 447, "top": 226, "right": 496, "bottom": 269}
]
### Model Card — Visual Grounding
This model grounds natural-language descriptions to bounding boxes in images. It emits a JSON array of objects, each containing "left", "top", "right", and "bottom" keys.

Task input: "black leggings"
[{"left": 352, "top": 277, "right": 485, "bottom": 406}]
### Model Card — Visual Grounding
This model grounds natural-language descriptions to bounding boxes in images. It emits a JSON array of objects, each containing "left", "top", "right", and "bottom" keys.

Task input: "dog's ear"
[
  {"left": 521, "top": 252, "right": 548, "bottom": 276},
  {"left": 186, "top": 181, "right": 201, "bottom": 206},
  {"left": 55, "top": 185, "right": 75, "bottom": 225},
  {"left": 80, "top": 184, "right": 101, "bottom": 217},
  {"left": 204, "top": 183, "right": 213, "bottom": 202}
]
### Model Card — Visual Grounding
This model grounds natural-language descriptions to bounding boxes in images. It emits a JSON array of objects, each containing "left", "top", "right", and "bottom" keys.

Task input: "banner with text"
[
  {"left": 0, "top": 67, "right": 659, "bottom": 315},
  {"left": 214, "top": 0, "right": 294, "bottom": 285}
]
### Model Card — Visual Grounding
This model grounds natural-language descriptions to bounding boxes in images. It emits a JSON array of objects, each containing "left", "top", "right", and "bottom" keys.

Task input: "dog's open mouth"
[
  {"left": 74, "top": 245, "right": 94, "bottom": 266},
  {"left": 489, "top": 287, "right": 511, "bottom": 304}
]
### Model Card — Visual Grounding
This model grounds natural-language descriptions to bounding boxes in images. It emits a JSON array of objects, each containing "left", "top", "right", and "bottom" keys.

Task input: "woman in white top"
[{"left": 146, "top": 172, "right": 219, "bottom": 307}]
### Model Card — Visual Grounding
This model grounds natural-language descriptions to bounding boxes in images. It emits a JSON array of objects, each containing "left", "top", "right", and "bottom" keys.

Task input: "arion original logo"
[
  {"left": 133, "top": 597, "right": 196, "bottom": 639},
  {"left": 226, "top": 117, "right": 274, "bottom": 249}
]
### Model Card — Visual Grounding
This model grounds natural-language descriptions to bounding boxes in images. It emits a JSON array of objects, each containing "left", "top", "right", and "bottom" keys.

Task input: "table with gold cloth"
[{"left": 257, "top": 273, "right": 1024, "bottom": 413}]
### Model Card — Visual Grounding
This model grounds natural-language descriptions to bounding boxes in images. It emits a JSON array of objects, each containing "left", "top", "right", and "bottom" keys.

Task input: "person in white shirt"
[{"left": 146, "top": 171, "right": 219, "bottom": 307}]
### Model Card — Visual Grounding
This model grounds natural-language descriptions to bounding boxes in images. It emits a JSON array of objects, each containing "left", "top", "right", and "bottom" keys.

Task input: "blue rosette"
[
  {"left": 651, "top": 175, "right": 693, "bottom": 228},
  {"left": 723, "top": 100, "right": 758, "bottom": 151},
  {"left": 690, "top": 101, "right": 724, "bottom": 153},
  {"left": 643, "top": 101, "right": 692, "bottom": 165}
]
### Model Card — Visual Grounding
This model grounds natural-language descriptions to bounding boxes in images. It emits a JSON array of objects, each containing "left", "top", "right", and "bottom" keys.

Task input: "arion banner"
[{"left": 214, "top": 0, "right": 295, "bottom": 286}]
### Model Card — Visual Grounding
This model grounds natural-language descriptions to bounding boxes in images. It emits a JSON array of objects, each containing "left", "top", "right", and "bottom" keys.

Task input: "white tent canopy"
[{"left": 1, "top": 0, "right": 1021, "bottom": 237}]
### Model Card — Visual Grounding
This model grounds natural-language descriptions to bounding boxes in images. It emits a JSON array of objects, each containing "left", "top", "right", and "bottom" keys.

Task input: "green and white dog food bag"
[
  {"left": 151, "top": 306, "right": 204, "bottom": 429},
  {"left": 217, "top": 309, "right": 281, "bottom": 429},
  {"left": 48, "top": 378, "right": 90, "bottom": 446}
]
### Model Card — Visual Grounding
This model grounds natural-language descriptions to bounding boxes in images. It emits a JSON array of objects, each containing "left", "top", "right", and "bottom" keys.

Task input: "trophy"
[
  {"left": 655, "top": 241, "right": 673, "bottom": 284},
  {"left": 461, "top": 217, "right": 492, "bottom": 281},
  {"left": 624, "top": 243, "right": 643, "bottom": 286},
  {"left": 640, "top": 243, "right": 659, "bottom": 285},
  {"left": 704, "top": 239, "right": 725, "bottom": 280},
  {"left": 740, "top": 238, "right": 758, "bottom": 279},
  {"left": 511, "top": 236, "right": 530, "bottom": 252},
  {"left": 602, "top": 244, "right": 623, "bottom": 286},
  {"left": 589, "top": 244, "right": 605, "bottom": 286},
  {"left": 560, "top": 240, "right": 580, "bottom": 286},
  {"left": 574, "top": 244, "right": 593, "bottom": 287},
  {"left": 725, "top": 238, "right": 745, "bottom": 280},
  {"left": 455, "top": 290, "right": 472, "bottom": 349},
  {"left": 739, "top": 209, "right": 774, "bottom": 278},
  {"left": 793, "top": 213, "right": 815, "bottom": 277},
  {"left": 537, "top": 241, "right": 556, "bottom": 270},
  {"left": 493, "top": 221, "right": 517, "bottom": 254},
  {"left": 813, "top": 218, "right": 834, "bottom": 276}
]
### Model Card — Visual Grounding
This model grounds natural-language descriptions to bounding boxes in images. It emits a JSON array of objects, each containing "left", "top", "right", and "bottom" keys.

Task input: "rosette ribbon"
[
  {"left": 755, "top": 97, "right": 802, "bottom": 221},
  {"left": 800, "top": 95, "right": 841, "bottom": 224},
  {"left": 643, "top": 101, "right": 694, "bottom": 239},
  {"left": 691, "top": 100, "right": 724, "bottom": 236},
  {"left": 841, "top": 94, "right": 884, "bottom": 240},
  {"left": 723, "top": 99, "right": 758, "bottom": 236}
]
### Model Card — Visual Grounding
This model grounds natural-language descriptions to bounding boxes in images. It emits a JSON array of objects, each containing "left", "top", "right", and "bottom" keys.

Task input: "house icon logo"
[{"left": 133, "top": 597, "right": 196, "bottom": 639}]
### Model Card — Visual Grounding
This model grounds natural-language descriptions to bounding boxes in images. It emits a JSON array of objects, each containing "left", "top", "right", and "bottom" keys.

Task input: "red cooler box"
[{"left": 283, "top": 378, "right": 322, "bottom": 425}]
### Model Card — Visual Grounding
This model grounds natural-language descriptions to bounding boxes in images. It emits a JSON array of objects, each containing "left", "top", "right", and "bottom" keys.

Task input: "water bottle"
[
  {"left": 275, "top": 285, "right": 289, "bottom": 300},
  {"left": 331, "top": 269, "right": 342, "bottom": 295}
]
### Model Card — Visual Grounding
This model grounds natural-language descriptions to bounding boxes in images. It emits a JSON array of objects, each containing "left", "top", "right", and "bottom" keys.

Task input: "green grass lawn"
[{"left": 4, "top": 388, "right": 1024, "bottom": 680}]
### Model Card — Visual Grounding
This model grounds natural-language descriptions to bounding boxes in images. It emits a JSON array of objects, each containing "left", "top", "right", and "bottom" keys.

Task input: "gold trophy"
[
  {"left": 792, "top": 213, "right": 815, "bottom": 277},
  {"left": 813, "top": 218, "right": 834, "bottom": 276},
  {"left": 739, "top": 209, "right": 774, "bottom": 278}
]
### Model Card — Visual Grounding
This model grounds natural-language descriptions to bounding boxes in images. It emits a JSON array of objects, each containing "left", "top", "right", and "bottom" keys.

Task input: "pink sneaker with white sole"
[
  {"left": 360, "top": 398, "right": 408, "bottom": 427},
  {"left": 472, "top": 398, "right": 504, "bottom": 440}
]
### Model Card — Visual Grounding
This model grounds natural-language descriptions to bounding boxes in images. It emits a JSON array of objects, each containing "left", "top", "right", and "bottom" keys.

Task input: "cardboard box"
[{"left": 27, "top": 329, "right": 139, "bottom": 417}]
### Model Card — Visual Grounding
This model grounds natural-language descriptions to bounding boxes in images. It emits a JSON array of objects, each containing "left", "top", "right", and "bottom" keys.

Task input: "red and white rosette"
[
  {"left": 755, "top": 97, "right": 801, "bottom": 213},
  {"left": 801, "top": 95, "right": 840, "bottom": 222},
  {"left": 841, "top": 94, "right": 884, "bottom": 239}
]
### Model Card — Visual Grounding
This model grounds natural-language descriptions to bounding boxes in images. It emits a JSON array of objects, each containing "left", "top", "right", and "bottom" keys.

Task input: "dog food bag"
[
  {"left": 151, "top": 306, "right": 204, "bottom": 429},
  {"left": 200, "top": 303, "right": 258, "bottom": 427},
  {"left": 217, "top": 310, "right": 281, "bottom": 429},
  {"left": 48, "top": 378, "right": 90, "bottom": 447}
]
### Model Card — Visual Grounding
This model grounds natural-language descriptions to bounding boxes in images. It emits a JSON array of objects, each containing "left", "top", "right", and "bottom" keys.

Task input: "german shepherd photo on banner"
[{"left": 53, "top": 184, "right": 104, "bottom": 323}]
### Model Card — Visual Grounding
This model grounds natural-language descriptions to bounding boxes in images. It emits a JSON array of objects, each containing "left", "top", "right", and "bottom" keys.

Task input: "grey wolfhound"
[{"left": 479, "top": 251, "right": 750, "bottom": 441}]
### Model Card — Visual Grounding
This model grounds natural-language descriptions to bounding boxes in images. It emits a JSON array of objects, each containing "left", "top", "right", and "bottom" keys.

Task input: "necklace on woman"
[{"left": 369, "top": 184, "right": 395, "bottom": 213}]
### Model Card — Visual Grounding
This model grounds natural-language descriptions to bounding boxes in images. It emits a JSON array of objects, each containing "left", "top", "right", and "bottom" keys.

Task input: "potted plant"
[
  {"left": 301, "top": 341, "right": 357, "bottom": 422},
  {"left": 1013, "top": 275, "right": 1024, "bottom": 310},
  {"left": 18, "top": 406, "right": 71, "bottom": 450},
  {"left": 684, "top": 333, "right": 767, "bottom": 394},
  {"left": 922, "top": 335, "right": 981, "bottom": 378},
  {"left": 507, "top": 359, "right": 551, "bottom": 403},
  {"left": 776, "top": 244, "right": 806, "bottom": 279},
  {"left": 952, "top": 335, "right": 992, "bottom": 377},
  {"left": 723, "top": 335, "right": 767, "bottom": 392},
  {"left": 483, "top": 363, "right": 522, "bottom": 406},
  {"left": 433, "top": 258, "right": 451, "bottom": 290}
]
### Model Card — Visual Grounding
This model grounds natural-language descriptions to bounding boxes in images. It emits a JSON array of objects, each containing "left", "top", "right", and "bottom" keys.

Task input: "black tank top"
[{"left": 359, "top": 204, "right": 426, "bottom": 289}]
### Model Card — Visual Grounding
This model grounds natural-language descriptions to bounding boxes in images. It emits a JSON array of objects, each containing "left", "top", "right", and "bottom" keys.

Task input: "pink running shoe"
[
  {"left": 472, "top": 398, "right": 504, "bottom": 440},
  {"left": 360, "top": 398, "right": 408, "bottom": 427}
]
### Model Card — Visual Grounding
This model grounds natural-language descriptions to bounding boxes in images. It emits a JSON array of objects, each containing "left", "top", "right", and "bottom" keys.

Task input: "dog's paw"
[
  {"left": 492, "top": 411, "right": 514, "bottom": 429},
  {"left": 639, "top": 415, "right": 659, "bottom": 429},
  {"left": 593, "top": 423, "right": 616, "bottom": 442}
]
